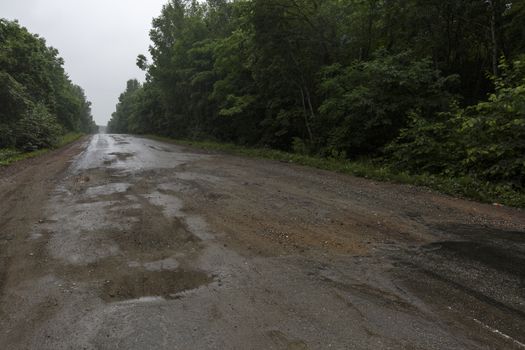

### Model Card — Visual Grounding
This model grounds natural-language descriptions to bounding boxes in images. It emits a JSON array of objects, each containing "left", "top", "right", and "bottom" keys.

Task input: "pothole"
[
  {"left": 85, "top": 183, "right": 130, "bottom": 196},
  {"left": 148, "top": 145, "right": 174, "bottom": 153},
  {"left": 128, "top": 257, "right": 180, "bottom": 271},
  {"left": 101, "top": 268, "right": 212, "bottom": 302},
  {"left": 108, "top": 152, "right": 134, "bottom": 161}
]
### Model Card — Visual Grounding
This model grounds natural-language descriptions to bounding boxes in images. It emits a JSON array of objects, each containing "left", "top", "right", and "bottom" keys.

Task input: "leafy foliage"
[
  {"left": 14, "top": 103, "right": 62, "bottom": 150},
  {"left": 388, "top": 56, "right": 525, "bottom": 189},
  {"left": 107, "top": 0, "right": 525, "bottom": 203},
  {"left": 318, "top": 52, "right": 457, "bottom": 157},
  {"left": 0, "top": 19, "right": 97, "bottom": 151}
]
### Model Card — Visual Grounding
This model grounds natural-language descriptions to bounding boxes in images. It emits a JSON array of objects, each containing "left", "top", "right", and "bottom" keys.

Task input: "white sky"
[{"left": 0, "top": 0, "right": 167, "bottom": 125}]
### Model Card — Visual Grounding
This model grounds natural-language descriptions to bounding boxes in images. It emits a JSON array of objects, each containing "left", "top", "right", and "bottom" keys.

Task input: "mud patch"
[
  {"left": 108, "top": 152, "right": 134, "bottom": 161},
  {"left": 128, "top": 257, "right": 180, "bottom": 271},
  {"left": 425, "top": 224, "right": 525, "bottom": 275},
  {"left": 148, "top": 145, "right": 173, "bottom": 153},
  {"left": 390, "top": 224, "right": 525, "bottom": 348},
  {"left": 73, "top": 175, "right": 90, "bottom": 184},
  {"left": 432, "top": 223, "right": 525, "bottom": 242},
  {"left": 85, "top": 183, "right": 130, "bottom": 197},
  {"left": 267, "top": 330, "right": 308, "bottom": 349},
  {"left": 423, "top": 240, "right": 525, "bottom": 275},
  {"left": 101, "top": 268, "right": 212, "bottom": 301}
]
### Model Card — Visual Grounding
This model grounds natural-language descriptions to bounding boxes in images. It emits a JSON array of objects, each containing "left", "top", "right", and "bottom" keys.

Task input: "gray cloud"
[{"left": 0, "top": 0, "right": 167, "bottom": 125}]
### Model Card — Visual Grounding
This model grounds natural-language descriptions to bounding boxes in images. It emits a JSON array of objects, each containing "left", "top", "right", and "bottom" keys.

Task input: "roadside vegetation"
[
  {"left": 0, "top": 19, "right": 97, "bottom": 163},
  {"left": 107, "top": 0, "right": 525, "bottom": 207},
  {"left": 0, "top": 133, "right": 84, "bottom": 167}
]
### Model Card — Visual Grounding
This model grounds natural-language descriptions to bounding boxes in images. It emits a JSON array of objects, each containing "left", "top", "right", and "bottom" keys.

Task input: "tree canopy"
[
  {"left": 0, "top": 19, "right": 97, "bottom": 150},
  {"left": 108, "top": 0, "right": 525, "bottom": 190}
]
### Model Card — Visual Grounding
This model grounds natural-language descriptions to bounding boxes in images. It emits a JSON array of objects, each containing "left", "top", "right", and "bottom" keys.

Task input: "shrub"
[
  {"left": 14, "top": 104, "right": 63, "bottom": 151},
  {"left": 387, "top": 56, "right": 525, "bottom": 189},
  {"left": 385, "top": 109, "right": 464, "bottom": 175},
  {"left": 318, "top": 51, "right": 457, "bottom": 157},
  {"left": 0, "top": 123, "right": 15, "bottom": 148}
]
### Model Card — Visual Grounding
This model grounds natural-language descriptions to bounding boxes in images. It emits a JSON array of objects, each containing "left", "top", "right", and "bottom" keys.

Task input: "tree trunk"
[
  {"left": 489, "top": 0, "right": 499, "bottom": 77},
  {"left": 300, "top": 87, "right": 314, "bottom": 144}
]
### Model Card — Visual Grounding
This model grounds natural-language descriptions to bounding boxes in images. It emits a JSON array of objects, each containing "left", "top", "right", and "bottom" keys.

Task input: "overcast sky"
[{"left": 0, "top": 0, "right": 167, "bottom": 125}]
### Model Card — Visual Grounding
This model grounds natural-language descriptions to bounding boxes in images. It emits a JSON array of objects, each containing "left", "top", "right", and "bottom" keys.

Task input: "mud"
[
  {"left": 101, "top": 268, "right": 212, "bottom": 301},
  {"left": 0, "top": 134, "right": 524, "bottom": 349}
]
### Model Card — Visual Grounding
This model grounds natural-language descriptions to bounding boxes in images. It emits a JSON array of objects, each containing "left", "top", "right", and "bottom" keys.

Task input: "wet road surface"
[{"left": 0, "top": 134, "right": 524, "bottom": 349}]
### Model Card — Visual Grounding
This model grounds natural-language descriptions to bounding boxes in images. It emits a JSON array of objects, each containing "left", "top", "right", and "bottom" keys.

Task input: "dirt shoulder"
[{"left": 0, "top": 137, "right": 89, "bottom": 296}]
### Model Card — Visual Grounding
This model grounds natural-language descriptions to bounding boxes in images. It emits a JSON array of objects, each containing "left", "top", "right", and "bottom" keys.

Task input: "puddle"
[
  {"left": 145, "top": 191, "right": 184, "bottom": 218},
  {"left": 145, "top": 191, "right": 214, "bottom": 240},
  {"left": 185, "top": 216, "right": 214, "bottom": 240},
  {"left": 128, "top": 257, "right": 180, "bottom": 271},
  {"left": 158, "top": 182, "right": 192, "bottom": 193},
  {"left": 85, "top": 183, "right": 130, "bottom": 196},
  {"left": 174, "top": 172, "right": 222, "bottom": 183},
  {"left": 29, "top": 232, "right": 44, "bottom": 240},
  {"left": 108, "top": 152, "right": 134, "bottom": 161},
  {"left": 101, "top": 268, "right": 212, "bottom": 302}
]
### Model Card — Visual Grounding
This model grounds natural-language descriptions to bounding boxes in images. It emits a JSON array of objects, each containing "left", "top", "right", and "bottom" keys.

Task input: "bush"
[
  {"left": 459, "top": 57, "right": 525, "bottom": 187},
  {"left": 0, "top": 148, "right": 21, "bottom": 160},
  {"left": 387, "top": 56, "right": 525, "bottom": 189},
  {"left": 318, "top": 51, "right": 457, "bottom": 157},
  {"left": 385, "top": 109, "right": 464, "bottom": 175},
  {"left": 14, "top": 104, "right": 63, "bottom": 151},
  {"left": 0, "top": 123, "right": 16, "bottom": 148}
]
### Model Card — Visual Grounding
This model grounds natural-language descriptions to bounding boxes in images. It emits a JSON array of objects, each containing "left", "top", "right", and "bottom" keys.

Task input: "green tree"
[
  {"left": 388, "top": 56, "right": 525, "bottom": 188},
  {"left": 318, "top": 52, "right": 456, "bottom": 157},
  {"left": 110, "top": 0, "right": 525, "bottom": 193},
  {"left": 0, "top": 19, "right": 97, "bottom": 150}
]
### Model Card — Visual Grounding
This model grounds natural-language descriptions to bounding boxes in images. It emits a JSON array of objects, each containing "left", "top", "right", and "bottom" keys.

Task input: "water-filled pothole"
[
  {"left": 108, "top": 152, "right": 134, "bottom": 161},
  {"left": 101, "top": 268, "right": 212, "bottom": 302}
]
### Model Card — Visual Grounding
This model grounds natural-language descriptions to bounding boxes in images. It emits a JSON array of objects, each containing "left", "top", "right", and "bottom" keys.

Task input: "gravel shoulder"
[{"left": 0, "top": 134, "right": 524, "bottom": 349}]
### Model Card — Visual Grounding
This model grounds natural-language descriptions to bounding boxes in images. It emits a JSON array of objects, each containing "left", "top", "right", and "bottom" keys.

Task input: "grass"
[
  {"left": 145, "top": 134, "right": 525, "bottom": 208},
  {"left": 0, "top": 132, "right": 84, "bottom": 167}
]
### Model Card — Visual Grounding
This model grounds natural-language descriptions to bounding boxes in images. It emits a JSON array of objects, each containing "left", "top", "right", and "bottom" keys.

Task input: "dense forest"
[
  {"left": 0, "top": 19, "right": 97, "bottom": 151},
  {"left": 108, "top": 0, "right": 525, "bottom": 194}
]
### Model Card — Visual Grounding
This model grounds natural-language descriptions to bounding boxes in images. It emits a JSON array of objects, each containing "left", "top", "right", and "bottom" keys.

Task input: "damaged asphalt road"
[{"left": 0, "top": 134, "right": 524, "bottom": 349}]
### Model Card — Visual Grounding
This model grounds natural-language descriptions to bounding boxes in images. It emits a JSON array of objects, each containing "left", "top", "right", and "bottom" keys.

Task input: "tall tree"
[{"left": 0, "top": 19, "right": 97, "bottom": 149}]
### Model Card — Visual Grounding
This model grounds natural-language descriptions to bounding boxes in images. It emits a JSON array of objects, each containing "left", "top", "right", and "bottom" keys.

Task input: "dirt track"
[{"left": 0, "top": 134, "right": 524, "bottom": 349}]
